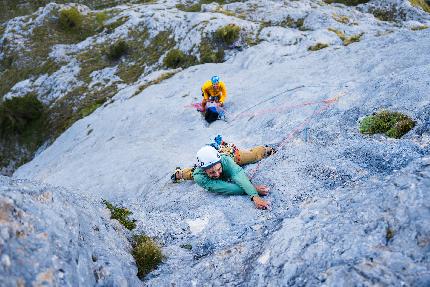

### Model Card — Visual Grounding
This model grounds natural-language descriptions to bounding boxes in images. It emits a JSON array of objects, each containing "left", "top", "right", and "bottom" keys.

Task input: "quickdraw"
[{"left": 210, "top": 135, "right": 238, "bottom": 160}]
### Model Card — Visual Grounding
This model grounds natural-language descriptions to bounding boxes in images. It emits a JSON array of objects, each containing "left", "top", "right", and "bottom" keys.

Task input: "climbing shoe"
[
  {"left": 171, "top": 167, "right": 182, "bottom": 183},
  {"left": 264, "top": 145, "right": 277, "bottom": 157}
]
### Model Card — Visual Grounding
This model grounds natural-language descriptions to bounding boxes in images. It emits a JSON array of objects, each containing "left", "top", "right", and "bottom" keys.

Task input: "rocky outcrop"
[{"left": 0, "top": 176, "right": 140, "bottom": 287}]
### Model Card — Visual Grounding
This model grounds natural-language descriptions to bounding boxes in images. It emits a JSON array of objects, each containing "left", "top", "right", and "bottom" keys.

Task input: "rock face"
[
  {"left": 143, "top": 158, "right": 430, "bottom": 286},
  {"left": 0, "top": 176, "right": 140, "bottom": 287},
  {"left": 2, "top": 0, "right": 430, "bottom": 286}
]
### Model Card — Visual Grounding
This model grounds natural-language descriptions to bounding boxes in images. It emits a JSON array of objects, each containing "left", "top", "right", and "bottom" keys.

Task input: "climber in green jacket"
[{"left": 193, "top": 145, "right": 270, "bottom": 210}]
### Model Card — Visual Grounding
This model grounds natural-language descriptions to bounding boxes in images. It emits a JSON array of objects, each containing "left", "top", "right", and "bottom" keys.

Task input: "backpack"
[{"left": 204, "top": 106, "right": 219, "bottom": 123}]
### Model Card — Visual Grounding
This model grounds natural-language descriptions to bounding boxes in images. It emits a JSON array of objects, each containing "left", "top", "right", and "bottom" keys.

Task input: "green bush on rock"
[
  {"left": 0, "top": 94, "right": 44, "bottom": 135},
  {"left": 308, "top": 43, "right": 329, "bottom": 51},
  {"left": 59, "top": 7, "right": 83, "bottom": 31},
  {"left": 359, "top": 110, "right": 416, "bottom": 139},
  {"left": 163, "top": 49, "right": 196, "bottom": 69},
  {"left": 132, "top": 235, "right": 163, "bottom": 279},
  {"left": 103, "top": 200, "right": 136, "bottom": 230},
  {"left": 107, "top": 40, "right": 129, "bottom": 61},
  {"left": 215, "top": 24, "right": 241, "bottom": 46}
]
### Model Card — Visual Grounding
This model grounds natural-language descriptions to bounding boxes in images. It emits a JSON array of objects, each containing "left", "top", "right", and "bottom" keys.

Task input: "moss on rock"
[
  {"left": 308, "top": 43, "right": 329, "bottom": 51},
  {"left": 103, "top": 199, "right": 137, "bottom": 230},
  {"left": 359, "top": 110, "right": 416, "bottom": 139}
]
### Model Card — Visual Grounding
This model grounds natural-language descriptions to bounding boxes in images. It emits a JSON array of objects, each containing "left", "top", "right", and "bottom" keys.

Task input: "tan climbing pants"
[{"left": 180, "top": 146, "right": 268, "bottom": 180}]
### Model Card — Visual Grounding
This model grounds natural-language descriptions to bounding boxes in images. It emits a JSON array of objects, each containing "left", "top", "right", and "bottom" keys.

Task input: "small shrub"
[
  {"left": 328, "top": 28, "right": 363, "bottom": 46},
  {"left": 323, "top": 0, "right": 370, "bottom": 6},
  {"left": 386, "top": 227, "right": 395, "bottom": 243},
  {"left": 370, "top": 5, "right": 402, "bottom": 22},
  {"left": 118, "top": 64, "right": 145, "bottom": 84},
  {"left": 359, "top": 110, "right": 416, "bottom": 139},
  {"left": 199, "top": 39, "right": 224, "bottom": 63},
  {"left": 145, "top": 31, "right": 176, "bottom": 65},
  {"left": 59, "top": 7, "right": 83, "bottom": 31},
  {"left": 308, "top": 43, "right": 329, "bottom": 51},
  {"left": 343, "top": 32, "right": 363, "bottom": 45},
  {"left": 332, "top": 14, "right": 350, "bottom": 24},
  {"left": 103, "top": 199, "right": 136, "bottom": 230},
  {"left": 411, "top": 25, "right": 429, "bottom": 30},
  {"left": 0, "top": 94, "right": 44, "bottom": 135},
  {"left": 78, "top": 98, "right": 107, "bottom": 118},
  {"left": 410, "top": 0, "right": 430, "bottom": 13},
  {"left": 280, "top": 17, "right": 305, "bottom": 29},
  {"left": 163, "top": 49, "right": 188, "bottom": 68},
  {"left": 176, "top": 3, "right": 201, "bottom": 12},
  {"left": 132, "top": 235, "right": 163, "bottom": 279},
  {"left": 215, "top": 24, "right": 241, "bottom": 46},
  {"left": 95, "top": 11, "right": 109, "bottom": 27},
  {"left": 107, "top": 40, "right": 129, "bottom": 60}
]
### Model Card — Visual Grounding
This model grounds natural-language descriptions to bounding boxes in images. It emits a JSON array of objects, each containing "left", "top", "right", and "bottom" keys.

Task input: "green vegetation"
[
  {"left": 0, "top": 59, "right": 60, "bottom": 99},
  {"left": 332, "top": 14, "right": 350, "bottom": 24},
  {"left": 77, "top": 49, "right": 110, "bottom": 83},
  {"left": 328, "top": 28, "right": 363, "bottom": 46},
  {"left": 78, "top": 97, "right": 107, "bottom": 118},
  {"left": 0, "top": 4, "right": 105, "bottom": 97},
  {"left": 215, "top": 24, "right": 241, "bottom": 46},
  {"left": 253, "top": 21, "right": 271, "bottom": 44},
  {"left": 59, "top": 7, "right": 83, "bottom": 31},
  {"left": 50, "top": 85, "right": 117, "bottom": 138},
  {"left": 95, "top": 11, "right": 109, "bottom": 29},
  {"left": 132, "top": 235, "right": 163, "bottom": 279},
  {"left": 386, "top": 227, "right": 395, "bottom": 243},
  {"left": 145, "top": 31, "right": 176, "bottom": 65},
  {"left": 280, "top": 17, "right": 305, "bottom": 29},
  {"left": 199, "top": 38, "right": 225, "bottom": 63},
  {"left": 410, "top": 0, "right": 430, "bottom": 13},
  {"left": 0, "top": 1, "right": 152, "bottom": 24},
  {"left": 103, "top": 200, "right": 137, "bottom": 230},
  {"left": 369, "top": 5, "right": 406, "bottom": 22},
  {"left": 176, "top": 3, "right": 201, "bottom": 12},
  {"left": 176, "top": 0, "right": 236, "bottom": 12},
  {"left": 359, "top": 110, "right": 416, "bottom": 139},
  {"left": 323, "top": 0, "right": 370, "bottom": 6},
  {"left": 411, "top": 25, "right": 429, "bottom": 30},
  {"left": 0, "top": 94, "right": 44, "bottom": 136},
  {"left": 308, "top": 43, "right": 329, "bottom": 51},
  {"left": 104, "top": 16, "right": 129, "bottom": 33},
  {"left": 0, "top": 94, "right": 48, "bottom": 171},
  {"left": 117, "top": 64, "right": 145, "bottom": 84},
  {"left": 163, "top": 49, "right": 197, "bottom": 69},
  {"left": 107, "top": 40, "right": 129, "bottom": 61}
]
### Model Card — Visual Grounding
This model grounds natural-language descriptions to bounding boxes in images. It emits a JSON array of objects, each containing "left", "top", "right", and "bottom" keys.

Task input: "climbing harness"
[{"left": 209, "top": 135, "right": 239, "bottom": 161}]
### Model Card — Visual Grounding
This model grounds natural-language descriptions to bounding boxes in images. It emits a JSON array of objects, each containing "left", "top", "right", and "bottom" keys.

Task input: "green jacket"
[{"left": 193, "top": 155, "right": 258, "bottom": 198}]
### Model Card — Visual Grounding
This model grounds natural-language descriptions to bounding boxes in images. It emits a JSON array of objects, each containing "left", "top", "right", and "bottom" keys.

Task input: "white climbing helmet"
[{"left": 196, "top": 145, "right": 221, "bottom": 169}]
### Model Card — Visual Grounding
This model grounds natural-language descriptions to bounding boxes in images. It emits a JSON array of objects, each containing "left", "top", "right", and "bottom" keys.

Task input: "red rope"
[
  {"left": 236, "top": 96, "right": 339, "bottom": 119},
  {"left": 185, "top": 95, "right": 340, "bottom": 119},
  {"left": 247, "top": 92, "right": 344, "bottom": 179}
]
